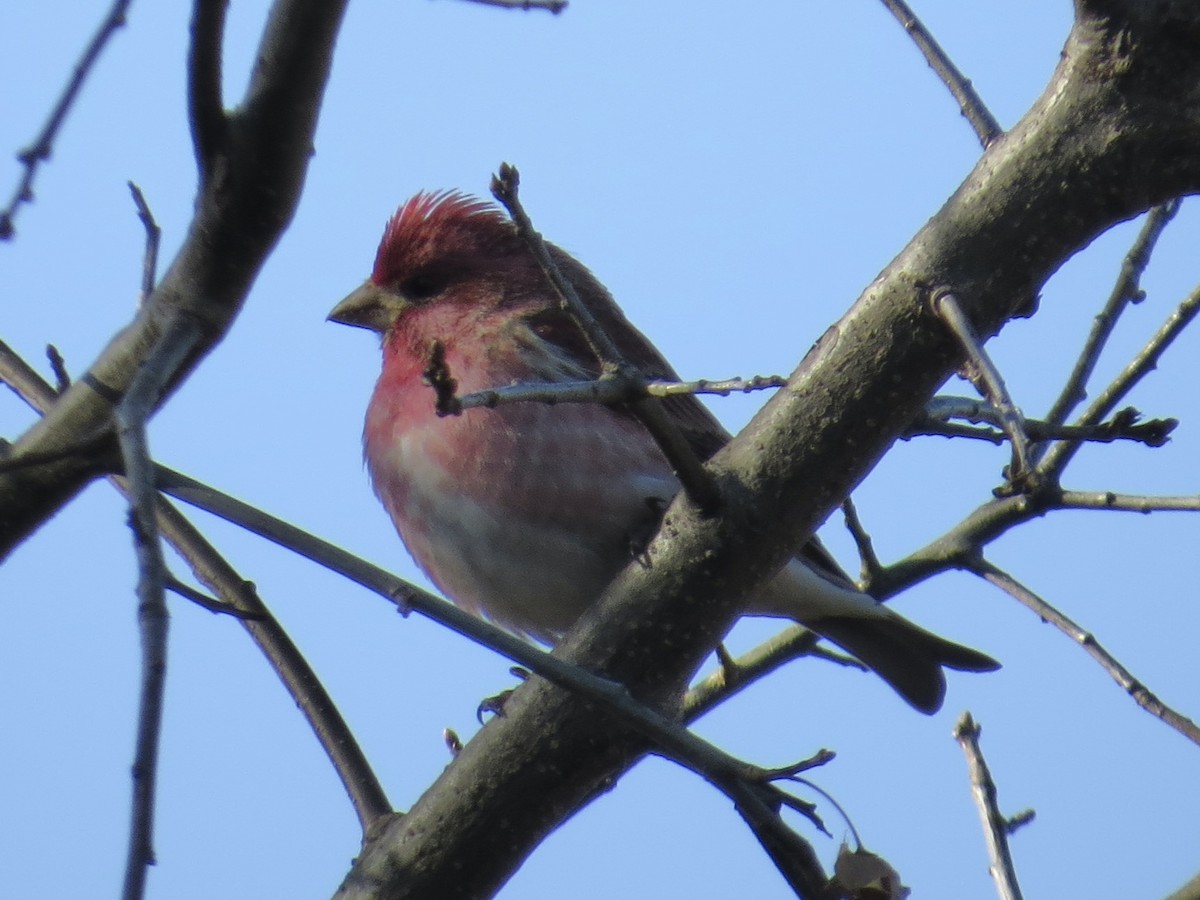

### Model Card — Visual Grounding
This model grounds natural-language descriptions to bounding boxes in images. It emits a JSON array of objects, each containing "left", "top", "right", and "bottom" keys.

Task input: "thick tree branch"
[{"left": 337, "top": 6, "right": 1200, "bottom": 897}]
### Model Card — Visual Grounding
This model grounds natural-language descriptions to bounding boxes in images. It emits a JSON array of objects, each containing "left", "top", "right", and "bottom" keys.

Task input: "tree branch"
[
  {"left": 877, "top": 0, "right": 1003, "bottom": 146},
  {"left": 0, "top": 340, "right": 394, "bottom": 835},
  {"left": 953, "top": 713, "right": 1025, "bottom": 900},
  {"left": 0, "top": 0, "right": 132, "bottom": 240},
  {"left": 490, "top": 163, "right": 721, "bottom": 511},
  {"left": 0, "top": 0, "right": 350, "bottom": 558},
  {"left": 115, "top": 316, "right": 203, "bottom": 900},
  {"left": 336, "top": 5, "right": 1200, "bottom": 896},
  {"left": 1042, "top": 200, "right": 1181, "bottom": 430},
  {"left": 967, "top": 559, "right": 1200, "bottom": 747}
]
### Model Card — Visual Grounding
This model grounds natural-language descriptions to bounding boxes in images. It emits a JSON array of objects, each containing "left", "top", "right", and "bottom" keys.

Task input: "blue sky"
[{"left": 2, "top": 1, "right": 1198, "bottom": 897}]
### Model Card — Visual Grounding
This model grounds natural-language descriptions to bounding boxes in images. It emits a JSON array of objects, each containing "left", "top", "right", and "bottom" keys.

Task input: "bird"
[{"left": 328, "top": 189, "right": 999, "bottom": 713}]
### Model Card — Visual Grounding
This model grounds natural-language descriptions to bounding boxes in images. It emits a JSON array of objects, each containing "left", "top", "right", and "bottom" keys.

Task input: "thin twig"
[
  {"left": 46, "top": 345, "right": 71, "bottom": 393},
  {"left": 489, "top": 163, "right": 721, "bottom": 511},
  {"left": 454, "top": 372, "right": 785, "bottom": 413},
  {"left": 684, "top": 626, "right": 823, "bottom": 721},
  {"left": 650, "top": 374, "right": 786, "bottom": 398},
  {"left": 0, "top": 0, "right": 132, "bottom": 240},
  {"left": 165, "top": 572, "right": 262, "bottom": 618},
  {"left": 877, "top": 0, "right": 1002, "bottom": 147},
  {"left": 841, "top": 497, "right": 884, "bottom": 587},
  {"left": 933, "top": 290, "right": 1034, "bottom": 489},
  {"left": 127, "top": 182, "right": 161, "bottom": 301},
  {"left": 1043, "top": 201, "right": 1181, "bottom": 431},
  {"left": 1040, "top": 282, "right": 1200, "bottom": 479},
  {"left": 0, "top": 341, "right": 394, "bottom": 834},
  {"left": 1058, "top": 489, "right": 1200, "bottom": 513},
  {"left": 919, "top": 396, "right": 1176, "bottom": 447},
  {"left": 455, "top": 0, "right": 567, "bottom": 11},
  {"left": 953, "top": 713, "right": 1025, "bottom": 900},
  {"left": 967, "top": 559, "right": 1200, "bottom": 747},
  {"left": 1046, "top": 201, "right": 1176, "bottom": 434},
  {"left": 115, "top": 316, "right": 204, "bottom": 900}
]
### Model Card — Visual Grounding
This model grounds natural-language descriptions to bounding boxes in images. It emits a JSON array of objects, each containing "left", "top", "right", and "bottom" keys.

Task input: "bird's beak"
[{"left": 327, "top": 281, "right": 405, "bottom": 334}]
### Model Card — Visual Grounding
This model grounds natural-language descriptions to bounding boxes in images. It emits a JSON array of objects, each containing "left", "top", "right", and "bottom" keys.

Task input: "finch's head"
[{"left": 328, "top": 190, "right": 529, "bottom": 334}]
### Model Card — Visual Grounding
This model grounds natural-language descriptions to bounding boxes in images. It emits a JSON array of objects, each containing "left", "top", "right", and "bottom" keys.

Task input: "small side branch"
[
  {"left": 841, "top": 497, "right": 884, "bottom": 587},
  {"left": 1057, "top": 489, "right": 1199, "bottom": 513},
  {"left": 127, "top": 183, "right": 161, "bottom": 301},
  {"left": 1043, "top": 201, "right": 1181, "bottom": 430},
  {"left": 967, "top": 559, "right": 1200, "bottom": 747},
  {"left": 683, "top": 626, "right": 823, "bottom": 722},
  {"left": 877, "top": 0, "right": 1002, "bottom": 147},
  {"left": 933, "top": 290, "right": 1034, "bottom": 489},
  {"left": 490, "top": 164, "right": 720, "bottom": 510},
  {"left": 953, "top": 713, "right": 1025, "bottom": 900},
  {"left": 452, "top": 372, "right": 785, "bottom": 413},
  {"left": 917, "top": 397, "right": 1176, "bottom": 448},
  {"left": 0, "top": 0, "right": 132, "bottom": 240},
  {"left": 455, "top": 0, "right": 567, "bottom": 11},
  {"left": 1040, "top": 281, "right": 1200, "bottom": 479}
]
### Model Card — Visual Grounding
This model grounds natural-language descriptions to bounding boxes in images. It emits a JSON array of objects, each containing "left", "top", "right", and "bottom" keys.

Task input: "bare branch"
[
  {"left": 917, "top": 396, "right": 1176, "bottom": 447},
  {"left": 164, "top": 572, "right": 263, "bottom": 619},
  {"left": 489, "top": 163, "right": 721, "bottom": 510},
  {"left": 452, "top": 372, "right": 785, "bottom": 413},
  {"left": 953, "top": 713, "right": 1026, "bottom": 900},
  {"left": 0, "top": 0, "right": 350, "bottom": 557},
  {"left": 1043, "top": 201, "right": 1181, "bottom": 429},
  {"left": 1058, "top": 489, "right": 1200, "bottom": 513},
  {"left": 1040, "top": 281, "right": 1200, "bottom": 479},
  {"left": 127, "top": 182, "right": 161, "bottom": 301},
  {"left": 0, "top": 0, "right": 132, "bottom": 240},
  {"left": 934, "top": 289, "right": 1034, "bottom": 489},
  {"left": 968, "top": 559, "right": 1200, "bottom": 747},
  {"left": 115, "top": 316, "right": 203, "bottom": 900},
  {"left": 455, "top": 0, "right": 567, "bottom": 11},
  {"left": 877, "top": 0, "right": 1002, "bottom": 146},
  {"left": 0, "top": 339, "right": 394, "bottom": 835},
  {"left": 841, "top": 497, "right": 885, "bottom": 587},
  {"left": 683, "top": 626, "right": 823, "bottom": 721},
  {"left": 45, "top": 345, "right": 71, "bottom": 393},
  {"left": 651, "top": 374, "right": 787, "bottom": 398}
]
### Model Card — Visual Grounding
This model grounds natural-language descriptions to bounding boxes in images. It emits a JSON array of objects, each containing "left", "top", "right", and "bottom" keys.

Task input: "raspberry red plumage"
[{"left": 329, "top": 190, "right": 998, "bottom": 712}]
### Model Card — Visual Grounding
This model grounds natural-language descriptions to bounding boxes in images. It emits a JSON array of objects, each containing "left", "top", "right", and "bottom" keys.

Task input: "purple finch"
[{"left": 329, "top": 190, "right": 998, "bottom": 713}]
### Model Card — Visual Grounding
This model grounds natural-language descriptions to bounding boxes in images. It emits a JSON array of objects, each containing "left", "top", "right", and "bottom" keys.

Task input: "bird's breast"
[{"left": 364, "top": 377, "right": 679, "bottom": 641}]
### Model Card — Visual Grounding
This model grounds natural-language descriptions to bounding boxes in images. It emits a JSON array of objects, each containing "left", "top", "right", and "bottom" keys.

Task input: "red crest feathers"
[{"left": 371, "top": 191, "right": 507, "bottom": 286}]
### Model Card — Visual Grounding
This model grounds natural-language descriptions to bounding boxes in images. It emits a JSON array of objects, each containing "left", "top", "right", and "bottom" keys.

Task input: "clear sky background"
[{"left": 2, "top": 1, "right": 1198, "bottom": 898}]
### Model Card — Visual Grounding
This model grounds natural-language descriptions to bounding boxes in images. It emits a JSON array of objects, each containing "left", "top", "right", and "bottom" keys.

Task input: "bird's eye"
[{"left": 401, "top": 274, "right": 443, "bottom": 302}]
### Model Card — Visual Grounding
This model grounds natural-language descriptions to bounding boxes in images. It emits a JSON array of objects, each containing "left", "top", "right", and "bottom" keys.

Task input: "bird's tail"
[
  {"left": 806, "top": 613, "right": 999, "bottom": 714},
  {"left": 752, "top": 557, "right": 999, "bottom": 713}
]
